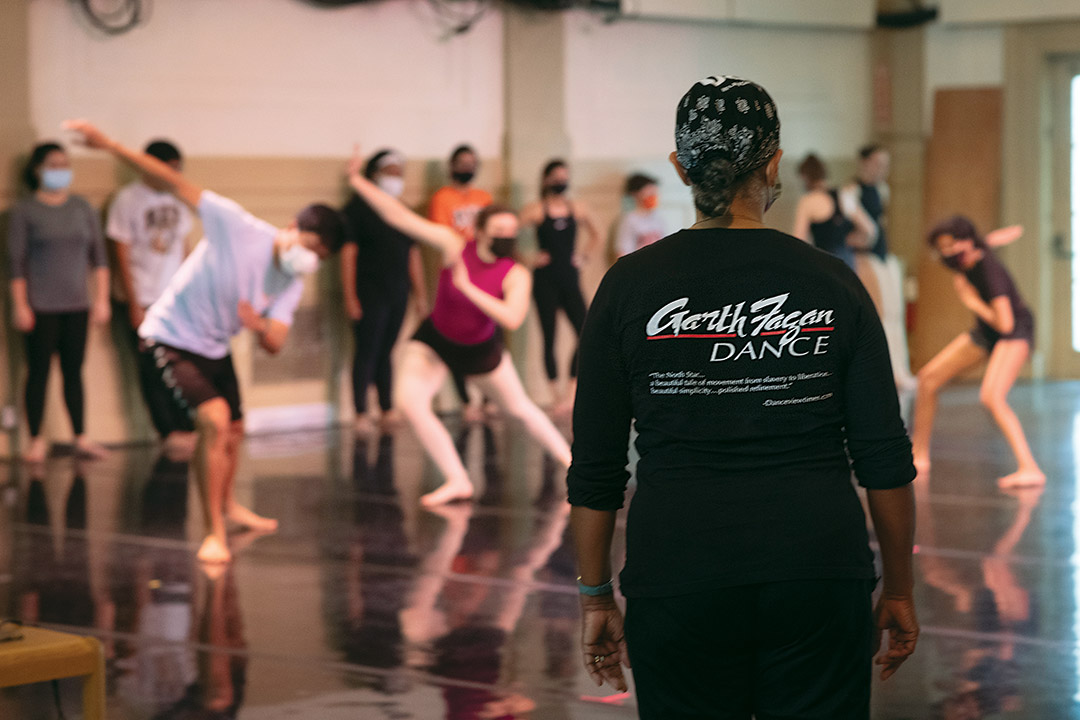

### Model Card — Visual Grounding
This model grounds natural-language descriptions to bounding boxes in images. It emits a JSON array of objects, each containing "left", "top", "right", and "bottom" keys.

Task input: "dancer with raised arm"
[
  {"left": 912, "top": 216, "right": 1044, "bottom": 488},
  {"left": 64, "top": 120, "right": 346, "bottom": 563},
  {"left": 347, "top": 149, "right": 571, "bottom": 507}
]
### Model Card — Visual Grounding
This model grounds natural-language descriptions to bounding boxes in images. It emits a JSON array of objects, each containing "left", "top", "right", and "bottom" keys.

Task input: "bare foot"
[
  {"left": 420, "top": 480, "right": 474, "bottom": 507},
  {"left": 462, "top": 404, "right": 485, "bottom": 424},
  {"left": 997, "top": 469, "right": 1046, "bottom": 489},
  {"left": 197, "top": 535, "right": 232, "bottom": 564},
  {"left": 354, "top": 414, "right": 375, "bottom": 435},
  {"left": 75, "top": 437, "right": 109, "bottom": 459},
  {"left": 22, "top": 436, "right": 48, "bottom": 464},
  {"left": 226, "top": 503, "right": 279, "bottom": 532}
]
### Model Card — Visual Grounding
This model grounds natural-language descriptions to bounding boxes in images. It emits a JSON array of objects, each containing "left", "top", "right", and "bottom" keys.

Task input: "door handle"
[{"left": 1053, "top": 234, "right": 1073, "bottom": 260}]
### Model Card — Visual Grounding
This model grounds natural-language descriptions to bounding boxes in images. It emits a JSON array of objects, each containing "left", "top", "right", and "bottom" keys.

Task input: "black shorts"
[
  {"left": 142, "top": 341, "right": 243, "bottom": 422},
  {"left": 412, "top": 318, "right": 504, "bottom": 378},
  {"left": 969, "top": 308, "right": 1035, "bottom": 352},
  {"left": 624, "top": 579, "right": 876, "bottom": 720}
]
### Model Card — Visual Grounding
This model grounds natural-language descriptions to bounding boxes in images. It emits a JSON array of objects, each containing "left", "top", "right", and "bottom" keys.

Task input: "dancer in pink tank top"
[{"left": 347, "top": 150, "right": 572, "bottom": 506}]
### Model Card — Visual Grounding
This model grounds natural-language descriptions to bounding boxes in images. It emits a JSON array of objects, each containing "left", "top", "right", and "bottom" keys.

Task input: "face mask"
[
  {"left": 40, "top": 168, "right": 73, "bottom": 191},
  {"left": 764, "top": 179, "right": 782, "bottom": 213},
  {"left": 640, "top": 195, "right": 659, "bottom": 211},
  {"left": 279, "top": 242, "right": 320, "bottom": 276},
  {"left": 377, "top": 175, "right": 405, "bottom": 199},
  {"left": 940, "top": 251, "right": 967, "bottom": 271},
  {"left": 489, "top": 236, "right": 517, "bottom": 259},
  {"left": 452, "top": 170, "right": 475, "bottom": 185},
  {"left": 547, "top": 182, "right": 568, "bottom": 195}
]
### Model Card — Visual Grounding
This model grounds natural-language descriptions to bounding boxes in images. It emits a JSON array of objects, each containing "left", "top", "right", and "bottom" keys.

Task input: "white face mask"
[
  {"left": 377, "top": 175, "right": 405, "bottom": 199},
  {"left": 279, "top": 242, "right": 320, "bottom": 276}
]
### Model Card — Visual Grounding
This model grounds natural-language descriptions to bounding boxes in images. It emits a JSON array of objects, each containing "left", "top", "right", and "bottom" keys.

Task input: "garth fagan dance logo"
[{"left": 645, "top": 294, "right": 835, "bottom": 362}]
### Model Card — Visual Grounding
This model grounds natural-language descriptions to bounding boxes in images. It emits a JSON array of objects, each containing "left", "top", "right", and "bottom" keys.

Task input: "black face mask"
[
  {"left": 489, "top": 236, "right": 517, "bottom": 258},
  {"left": 452, "top": 170, "right": 475, "bottom": 185},
  {"left": 940, "top": 251, "right": 967, "bottom": 271},
  {"left": 547, "top": 182, "right": 569, "bottom": 195}
]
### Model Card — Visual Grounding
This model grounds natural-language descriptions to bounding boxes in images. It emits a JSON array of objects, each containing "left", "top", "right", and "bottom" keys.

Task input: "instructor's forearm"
[
  {"left": 867, "top": 485, "right": 916, "bottom": 596},
  {"left": 570, "top": 505, "right": 617, "bottom": 587}
]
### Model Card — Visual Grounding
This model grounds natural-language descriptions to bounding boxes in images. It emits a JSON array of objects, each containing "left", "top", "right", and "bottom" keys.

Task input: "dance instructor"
[
  {"left": 64, "top": 120, "right": 346, "bottom": 564},
  {"left": 567, "top": 77, "right": 918, "bottom": 718},
  {"left": 347, "top": 149, "right": 572, "bottom": 507}
]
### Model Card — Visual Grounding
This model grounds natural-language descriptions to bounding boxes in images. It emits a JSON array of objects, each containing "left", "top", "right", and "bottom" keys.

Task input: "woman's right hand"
[
  {"left": 874, "top": 593, "right": 919, "bottom": 680},
  {"left": 13, "top": 303, "right": 35, "bottom": 333},
  {"left": 580, "top": 594, "right": 631, "bottom": 692}
]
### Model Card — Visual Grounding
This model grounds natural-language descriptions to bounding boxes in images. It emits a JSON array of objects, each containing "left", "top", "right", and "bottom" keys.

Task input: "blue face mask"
[
  {"left": 40, "top": 168, "right": 73, "bottom": 191},
  {"left": 279, "top": 242, "right": 320, "bottom": 276}
]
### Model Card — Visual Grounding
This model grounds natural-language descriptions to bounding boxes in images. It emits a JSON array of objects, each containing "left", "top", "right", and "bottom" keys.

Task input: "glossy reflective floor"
[{"left": 1, "top": 381, "right": 1079, "bottom": 719}]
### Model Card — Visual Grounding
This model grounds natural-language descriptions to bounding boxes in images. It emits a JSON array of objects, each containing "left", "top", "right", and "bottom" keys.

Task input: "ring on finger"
[{"left": 593, "top": 654, "right": 605, "bottom": 664}]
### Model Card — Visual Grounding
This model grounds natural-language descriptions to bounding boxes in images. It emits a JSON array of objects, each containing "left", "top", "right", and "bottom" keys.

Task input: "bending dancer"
[
  {"left": 341, "top": 149, "right": 428, "bottom": 434},
  {"left": 347, "top": 151, "right": 572, "bottom": 507},
  {"left": 7, "top": 141, "right": 111, "bottom": 462},
  {"left": 912, "top": 216, "right": 1044, "bottom": 488},
  {"left": 65, "top": 120, "right": 346, "bottom": 563},
  {"left": 520, "top": 160, "right": 600, "bottom": 414},
  {"left": 793, "top": 153, "right": 876, "bottom": 271}
]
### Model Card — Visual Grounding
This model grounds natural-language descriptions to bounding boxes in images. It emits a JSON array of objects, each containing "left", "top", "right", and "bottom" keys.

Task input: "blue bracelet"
[{"left": 577, "top": 577, "right": 615, "bottom": 596}]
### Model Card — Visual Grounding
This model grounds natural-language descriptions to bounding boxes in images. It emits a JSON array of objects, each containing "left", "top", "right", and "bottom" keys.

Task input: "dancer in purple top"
[{"left": 346, "top": 149, "right": 571, "bottom": 507}]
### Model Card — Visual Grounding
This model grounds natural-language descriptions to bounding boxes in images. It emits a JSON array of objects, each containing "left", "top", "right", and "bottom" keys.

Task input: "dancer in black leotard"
[
  {"left": 520, "top": 160, "right": 600, "bottom": 415},
  {"left": 793, "top": 154, "right": 875, "bottom": 271}
]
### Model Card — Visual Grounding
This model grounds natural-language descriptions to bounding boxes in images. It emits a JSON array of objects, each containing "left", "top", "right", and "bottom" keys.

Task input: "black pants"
[
  {"left": 624, "top": 579, "right": 875, "bottom": 720},
  {"left": 532, "top": 266, "right": 586, "bottom": 381},
  {"left": 113, "top": 300, "right": 192, "bottom": 437},
  {"left": 23, "top": 310, "right": 89, "bottom": 438},
  {"left": 351, "top": 291, "right": 409, "bottom": 414}
]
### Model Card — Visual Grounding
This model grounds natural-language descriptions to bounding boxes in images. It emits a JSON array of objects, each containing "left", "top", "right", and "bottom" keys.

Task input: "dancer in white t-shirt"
[
  {"left": 66, "top": 120, "right": 346, "bottom": 564},
  {"left": 615, "top": 173, "right": 666, "bottom": 258}
]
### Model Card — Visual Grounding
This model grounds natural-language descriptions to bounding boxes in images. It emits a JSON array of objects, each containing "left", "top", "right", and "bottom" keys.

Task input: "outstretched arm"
[
  {"left": 986, "top": 225, "right": 1024, "bottom": 248},
  {"left": 63, "top": 120, "right": 203, "bottom": 210},
  {"left": 347, "top": 149, "right": 463, "bottom": 265}
]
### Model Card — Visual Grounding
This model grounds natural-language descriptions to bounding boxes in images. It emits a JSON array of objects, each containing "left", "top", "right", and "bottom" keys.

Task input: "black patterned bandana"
[{"left": 675, "top": 76, "right": 780, "bottom": 180}]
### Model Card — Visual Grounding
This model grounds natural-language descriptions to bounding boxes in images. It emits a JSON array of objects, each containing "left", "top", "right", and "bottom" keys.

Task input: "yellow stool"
[{"left": 0, "top": 625, "right": 105, "bottom": 720}]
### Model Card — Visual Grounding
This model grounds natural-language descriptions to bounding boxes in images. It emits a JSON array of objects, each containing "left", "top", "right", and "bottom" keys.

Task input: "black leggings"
[
  {"left": 351, "top": 292, "right": 410, "bottom": 414},
  {"left": 625, "top": 579, "right": 875, "bottom": 720},
  {"left": 23, "top": 310, "right": 89, "bottom": 438},
  {"left": 532, "top": 266, "right": 586, "bottom": 381}
]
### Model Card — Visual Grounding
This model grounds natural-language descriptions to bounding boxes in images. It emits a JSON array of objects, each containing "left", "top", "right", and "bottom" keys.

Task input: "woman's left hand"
[
  {"left": 91, "top": 302, "right": 111, "bottom": 325},
  {"left": 580, "top": 594, "right": 630, "bottom": 692}
]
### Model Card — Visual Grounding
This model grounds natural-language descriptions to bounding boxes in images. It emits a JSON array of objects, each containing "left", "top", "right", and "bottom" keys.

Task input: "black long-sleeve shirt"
[{"left": 567, "top": 228, "right": 914, "bottom": 598}]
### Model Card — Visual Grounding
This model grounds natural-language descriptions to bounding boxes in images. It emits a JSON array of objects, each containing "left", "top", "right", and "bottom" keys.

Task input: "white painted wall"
[
  {"left": 923, "top": 25, "right": 1005, "bottom": 134},
  {"left": 941, "top": 0, "right": 1080, "bottom": 25},
  {"left": 564, "top": 13, "right": 873, "bottom": 162},
  {"left": 29, "top": 0, "right": 504, "bottom": 158}
]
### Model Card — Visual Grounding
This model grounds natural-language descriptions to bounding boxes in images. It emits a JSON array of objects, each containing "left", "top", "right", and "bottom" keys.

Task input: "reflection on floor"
[{"left": 0, "top": 382, "right": 1078, "bottom": 719}]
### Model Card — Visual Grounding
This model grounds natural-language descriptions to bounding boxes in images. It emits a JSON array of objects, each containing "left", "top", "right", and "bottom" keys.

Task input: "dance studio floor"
[{"left": 1, "top": 381, "right": 1080, "bottom": 719}]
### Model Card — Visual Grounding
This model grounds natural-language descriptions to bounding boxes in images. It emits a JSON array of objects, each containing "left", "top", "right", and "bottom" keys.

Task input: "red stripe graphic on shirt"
[{"left": 648, "top": 327, "right": 834, "bottom": 340}]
